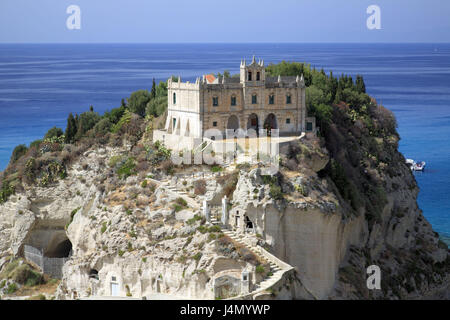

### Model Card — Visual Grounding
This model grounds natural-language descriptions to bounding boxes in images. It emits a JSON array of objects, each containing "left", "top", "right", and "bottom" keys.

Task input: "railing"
[{"left": 23, "top": 245, "right": 70, "bottom": 279}]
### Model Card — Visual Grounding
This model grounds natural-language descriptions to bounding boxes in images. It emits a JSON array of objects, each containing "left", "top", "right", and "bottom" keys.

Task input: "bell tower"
[{"left": 240, "top": 56, "right": 265, "bottom": 85}]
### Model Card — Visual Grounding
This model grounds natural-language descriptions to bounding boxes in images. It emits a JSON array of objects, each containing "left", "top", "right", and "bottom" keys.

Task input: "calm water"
[{"left": 0, "top": 43, "right": 449, "bottom": 243}]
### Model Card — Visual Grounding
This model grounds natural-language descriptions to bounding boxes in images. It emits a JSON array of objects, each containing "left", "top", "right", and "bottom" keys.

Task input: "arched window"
[
  {"left": 173, "top": 92, "right": 176, "bottom": 104},
  {"left": 269, "top": 94, "right": 275, "bottom": 105},
  {"left": 252, "top": 94, "right": 257, "bottom": 104},
  {"left": 213, "top": 96, "right": 219, "bottom": 106},
  {"left": 248, "top": 71, "right": 252, "bottom": 81}
]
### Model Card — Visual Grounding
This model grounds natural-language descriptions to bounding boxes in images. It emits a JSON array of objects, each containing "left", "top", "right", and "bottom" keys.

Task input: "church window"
[
  {"left": 252, "top": 94, "right": 257, "bottom": 104},
  {"left": 173, "top": 92, "right": 176, "bottom": 104},
  {"left": 213, "top": 96, "right": 219, "bottom": 106},
  {"left": 213, "top": 121, "right": 217, "bottom": 127},
  {"left": 248, "top": 71, "right": 252, "bottom": 81},
  {"left": 231, "top": 96, "right": 236, "bottom": 106},
  {"left": 269, "top": 94, "right": 274, "bottom": 105},
  {"left": 286, "top": 118, "right": 291, "bottom": 124},
  {"left": 256, "top": 72, "right": 260, "bottom": 81},
  {"left": 286, "top": 94, "right": 292, "bottom": 104}
]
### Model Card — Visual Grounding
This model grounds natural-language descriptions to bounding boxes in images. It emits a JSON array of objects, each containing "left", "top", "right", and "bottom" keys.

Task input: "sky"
[{"left": 0, "top": 0, "right": 449, "bottom": 43}]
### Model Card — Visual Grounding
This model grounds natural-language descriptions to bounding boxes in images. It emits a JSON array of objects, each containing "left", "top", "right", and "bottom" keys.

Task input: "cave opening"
[
  {"left": 89, "top": 269, "right": 99, "bottom": 280},
  {"left": 46, "top": 239, "right": 72, "bottom": 258}
]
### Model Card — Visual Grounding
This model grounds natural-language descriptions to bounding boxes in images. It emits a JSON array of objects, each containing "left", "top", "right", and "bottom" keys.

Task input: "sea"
[{"left": 0, "top": 43, "right": 449, "bottom": 244}]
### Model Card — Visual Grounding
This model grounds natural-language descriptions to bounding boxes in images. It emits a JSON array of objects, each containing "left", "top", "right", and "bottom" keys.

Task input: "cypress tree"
[
  {"left": 151, "top": 78, "right": 156, "bottom": 99},
  {"left": 65, "top": 113, "right": 77, "bottom": 143},
  {"left": 356, "top": 75, "right": 366, "bottom": 93}
]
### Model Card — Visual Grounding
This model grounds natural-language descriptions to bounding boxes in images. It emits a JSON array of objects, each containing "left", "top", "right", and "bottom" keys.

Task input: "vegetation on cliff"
[{"left": 0, "top": 79, "right": 170, "bottom": 204}]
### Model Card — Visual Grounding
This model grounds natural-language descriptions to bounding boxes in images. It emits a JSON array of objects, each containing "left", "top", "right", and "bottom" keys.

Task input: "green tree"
[
  {"left": 355, "top": 75, "right": 366, "bottom": 93},
  {"left": 44, "top": 126, "right": 64, "bottom": 140},
  {"left": 65, "top": 113, "right": 77, "bottom": 143},
  {"left": 127, "top": 90, "right": 151, "bottom": 117},
  {"left": 151, "top": 78, "right": 157, "bottom": 99},
  {"left": 75, "top": 111, "right": 101, "bottom": 140}
]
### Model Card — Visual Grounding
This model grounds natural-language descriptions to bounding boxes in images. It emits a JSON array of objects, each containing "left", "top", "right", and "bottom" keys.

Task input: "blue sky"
[{"left": 0, "top": 0, "right": 449, "bottom": 43}]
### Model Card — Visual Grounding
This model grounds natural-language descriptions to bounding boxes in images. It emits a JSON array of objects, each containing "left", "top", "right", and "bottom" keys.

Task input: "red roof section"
[{"left": 205, "top": 74, "right": 216, "bottom": 84}]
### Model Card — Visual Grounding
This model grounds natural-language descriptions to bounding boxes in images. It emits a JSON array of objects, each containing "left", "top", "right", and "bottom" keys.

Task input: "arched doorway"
[
  {"left": 227, "top": 115, "right": 239, "bottom": 131},
  {"left": 263, "top": 113, "right": 278, "bottom": 136},
  {"left": 247, "top": 114, "right": 259, "bottom": 133}
]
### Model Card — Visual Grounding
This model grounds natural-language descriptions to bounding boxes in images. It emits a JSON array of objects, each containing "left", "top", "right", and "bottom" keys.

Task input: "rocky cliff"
[{"left": 0, "top": 102, "right": 448, "bottom": 300}]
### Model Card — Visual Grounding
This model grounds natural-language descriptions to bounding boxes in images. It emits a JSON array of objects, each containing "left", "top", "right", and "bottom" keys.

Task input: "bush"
[
  {"left": 255, "top": 265, "right": 265, "bottom": 274},
  {"left": 75, "top": 111, "right": 101, "bottom": 140},
  {"left": 93, "top": 118, "right": 112, "bottom": 136},
  {"left": 117, "top": 157, "right": 137, "bottom": 180},
  {"left": 146, "top": 95, "right": 167, "bottom": 118},
  {"left": 186, "top": 214, "right": 202, "bottom": 225},
  {"left": 128, "top": 90, "right": 151, "bottom": 117},
  {"left": 10, "top": 144, "right": 28, "bottom": 164},
  {"left": 192, "top": 252, "right": 202, "bottom": 261},
  {"left": 101, "top": 222, "right": 107, "bottom": 233},
  {"left": 112, "top": 110, "right": 132, "bottom": 134},
  {"left": 0, "top": 180, "right": 15, "bottom": 204},
  {"left": 6, "top": 283, "right": 17, "bottom": 294},
  {"left": 10, "top": 264, "right": 43, "bottom": 286},
  {"left": 211, "top": 165, "right": 222, "bottom": 173},
  {"left": 44, "top": 126, "right": 64, "bottom": 140}
]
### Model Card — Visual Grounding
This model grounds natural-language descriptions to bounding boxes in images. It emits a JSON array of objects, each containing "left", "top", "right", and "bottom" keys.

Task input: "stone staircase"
[
  {"left": 150, "top": 176, "right": 306, "bottom": 300},
  {"left": 208, "top": 214, "right": 296, "bottom": 299}
]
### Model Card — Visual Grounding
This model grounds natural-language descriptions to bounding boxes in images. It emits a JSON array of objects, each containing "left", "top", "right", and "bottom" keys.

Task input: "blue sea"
[{"left": 0, "top": 43, "right": 449, "bottom": 244}]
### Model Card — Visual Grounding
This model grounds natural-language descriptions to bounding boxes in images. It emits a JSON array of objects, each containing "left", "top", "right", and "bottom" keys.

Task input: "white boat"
[
  {"left": 405, "top": 159, "right": 426, "bottom": 171},
  {"left": 413, "top": 161, "right": 426, "bottom": 171}
]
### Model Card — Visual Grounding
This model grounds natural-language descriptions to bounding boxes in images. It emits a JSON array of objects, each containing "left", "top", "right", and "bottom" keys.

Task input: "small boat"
[
  {"left": 405, "top": 159, "right": 426, "bottom": 171},
  {"left": 413, "top": 161, "right": 426, "bottom": 171}
]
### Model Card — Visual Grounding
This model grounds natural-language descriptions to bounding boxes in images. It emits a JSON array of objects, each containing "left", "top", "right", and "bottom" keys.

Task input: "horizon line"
[{"left": 1, "top": 41, "right": 450, "bottom": 45}]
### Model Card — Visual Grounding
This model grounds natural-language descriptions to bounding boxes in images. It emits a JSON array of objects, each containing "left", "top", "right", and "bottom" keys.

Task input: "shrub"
[
  {"left": 111, "top": 110, "right": 132, "bottom": 134},
  {"left": 65, "top": 207, "right": 81, "bottom": 229},
  {"left": 101, "top": 222, "right": 107, "bottom": 234},
  {"left": 10, "top": 144, "right": 28, "bottom": 164},
  {"left": 44, "top": 126, "right": 64, "bottom": 140},
  {"left": 186, "top": 214, "right": 202, "bottom": 225},
  {"left": 0, "top": 180, "right": 15, "bottom": 204},
  {"left": 255, "top": 265, "right": 265, "bottom": 274},
  {"left": 192, "top": 252, "right": 202, "bottom": 261},
  {"left": 6, "top": 283, "right": 17, "bottom": 294},
  {"left": 211, "top": 165, "right": 222, "bottom": 173},
  {"left": 141, "top": 180, "right": 148, "bottom": 188},
  {"left": 197, "top": 225, "right": 208, "bottom": 234},
  {"left": 75, "top": 111, "right": 101, "bottom": 140},
  {"left": 175, "top": 197, "right": 187, "bottom": 207},
  {"left": 93, "top": 118, "right": 112, "bottom": 136},
  {"left": 128, "top": 90, "right": 151, "bottom": 117},
  {"left": 10, "top": 264, "right": 43, "bottom": 286},
  {"left": 117, "top": 157, "right": 137, "bottom": 180},
  {"left": 29, "top": 139, "right": 43, "bottom": 150},
  {"left": 208, "top": 225, "right": 221, "bottom": 233}
]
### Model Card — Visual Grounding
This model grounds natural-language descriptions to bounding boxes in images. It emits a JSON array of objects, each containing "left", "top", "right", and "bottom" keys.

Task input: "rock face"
[{"left": 0, "top": 129, "right": 448, "bottom": 300}]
